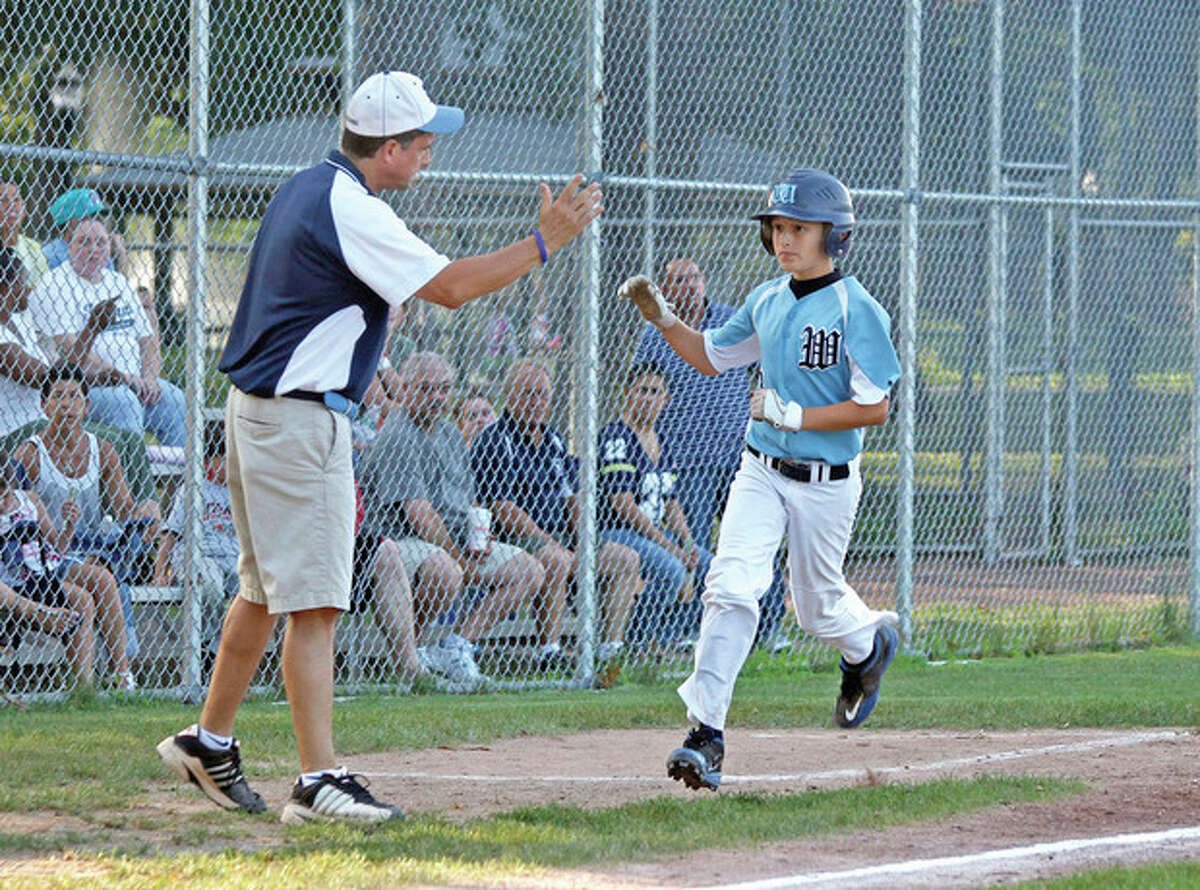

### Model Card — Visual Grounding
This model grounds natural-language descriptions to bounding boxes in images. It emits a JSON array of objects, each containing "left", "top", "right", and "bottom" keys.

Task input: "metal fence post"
[
  {"left": 573, "top": 0, "right": 605, "bottom": 684},
  {"left": 1191, "top": 213, "right": 1200, "bottom": 639},
  {"left": 642, "top": 0, "right": 658, "bottom": 278},
  {"left": 1041, "top": 201, "right": 1054, "bottom": 556},
  {"left": 182, "top": 0, "right": 211, "bottom": 699},
  {"left": 984, "top": 0, "right": 1005, "bottom": 565},
  {"left": 1191, "top": 40, "right": 1200, "bottom": 640},
  {"left": 1065, "top": 0, "right": 1082, "bottom": 566},
  {"left": 896, "top": 0, "right": 921, "bottom": 644},
  {"left": 341, "top": 0, "right": 358, "bottom": 106}
]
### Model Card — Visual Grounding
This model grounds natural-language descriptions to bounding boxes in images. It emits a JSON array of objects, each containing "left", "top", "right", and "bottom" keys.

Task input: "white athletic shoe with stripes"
[{"left": 279, "top": 770, "right": 403, "bottom": 824}]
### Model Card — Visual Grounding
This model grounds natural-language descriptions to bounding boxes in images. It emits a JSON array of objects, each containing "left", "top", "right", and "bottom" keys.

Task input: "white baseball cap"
[{"left": 343, "top": 71, "right": 464, "bottom": 137}]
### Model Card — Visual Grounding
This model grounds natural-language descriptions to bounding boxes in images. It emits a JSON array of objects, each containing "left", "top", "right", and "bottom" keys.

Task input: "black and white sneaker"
[
  {"left": 667, "top": 726, "right": 724, "bottom": 791},
  {"left": 156, "top": 724, "right": 267, "bottom": 813},
  {"left": 280, "top": 771, "right": 404, "bottom": 825},
  {"left": 835, "top": 624, "right": 900, "bottom": 729}
]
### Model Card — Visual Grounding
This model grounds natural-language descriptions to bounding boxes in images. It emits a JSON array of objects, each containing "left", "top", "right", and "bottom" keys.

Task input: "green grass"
[
  {"left": 1, "top": 649, "right": 1195, "bottom": 887},
  {"left": 1013, "top": 860, "right": 1200, "bottom": 889},
  {"left": 0, "top": 649, "right": 1195, "bottom": 820},
  {"left": 0, "top": 776, "right": 1081, "bottom": 889},
  {"left": 907, "top": 596, "right": 1194, "bottom": 659}
]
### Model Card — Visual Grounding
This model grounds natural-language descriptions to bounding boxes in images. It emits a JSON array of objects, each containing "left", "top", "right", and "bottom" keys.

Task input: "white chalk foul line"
[
  {"left": 692, "top": 824, "right": 1200, "bottom": 890},
  {"left": 367, "top": 729, "right": 1184, "bottom": 784}
]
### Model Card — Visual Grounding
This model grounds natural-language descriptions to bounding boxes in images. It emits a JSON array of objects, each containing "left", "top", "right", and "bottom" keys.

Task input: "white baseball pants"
[{"left": 677, "top": 450, "right": 897, "bottom": 730}]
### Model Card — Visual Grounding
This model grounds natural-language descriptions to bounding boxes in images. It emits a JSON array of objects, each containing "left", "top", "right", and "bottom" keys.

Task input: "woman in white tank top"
[
  {"left": 11, "top": 369, "right": 162, "bottom": 582},
  {"left": 9, "top": 367, "right": 156, "bottom": 690},
  {"left": 0, "top": 467, "right": 131, "bottom": 689}
]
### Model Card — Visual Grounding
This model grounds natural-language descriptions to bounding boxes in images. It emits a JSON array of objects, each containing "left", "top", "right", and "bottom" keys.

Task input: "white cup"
[{"left": 466, "top": 506, "right": 491, "bottom": 552}]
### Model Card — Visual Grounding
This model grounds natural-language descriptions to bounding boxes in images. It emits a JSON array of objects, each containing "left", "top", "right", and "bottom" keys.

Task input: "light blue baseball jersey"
[{"left": 703, "top": 273, "right": 901, "bottom": 464}]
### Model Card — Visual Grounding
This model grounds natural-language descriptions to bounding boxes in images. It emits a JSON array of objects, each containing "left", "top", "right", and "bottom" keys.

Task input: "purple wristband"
[{"left": 532, "top": 228, "right": 548, "bottom": 263}]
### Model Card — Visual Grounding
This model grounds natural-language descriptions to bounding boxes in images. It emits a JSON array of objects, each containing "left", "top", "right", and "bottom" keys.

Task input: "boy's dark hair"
[
  {"left": 40, "top": 363, "right": 89, "bottom": 400},
  {"left": 340, "top": 127, "right": 421, "bottom": 159},
  {"left": 0, "top": 246, "right": 23, "bottom": 288},
  {"left": 626, "top": 361, "right": 669, "bottom": 391}
]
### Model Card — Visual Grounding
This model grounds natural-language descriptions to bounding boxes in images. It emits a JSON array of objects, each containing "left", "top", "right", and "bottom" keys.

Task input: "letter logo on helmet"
[{"left": 752, "top": 169, "right": 855, "bottom": 260}]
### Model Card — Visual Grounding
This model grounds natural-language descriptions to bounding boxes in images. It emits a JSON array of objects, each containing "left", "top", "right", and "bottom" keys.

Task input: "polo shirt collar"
[
  {"left": 499, "top": 411, "right": 547, "bottom": 448},
  {"left": 325, "top": 150, "right": 373, "bottom": 195}
]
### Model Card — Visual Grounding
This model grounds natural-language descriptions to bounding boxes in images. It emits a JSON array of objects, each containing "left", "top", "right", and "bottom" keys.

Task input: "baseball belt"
[{"left": 746, "top": 444, "right": 849, "bottom": 483}]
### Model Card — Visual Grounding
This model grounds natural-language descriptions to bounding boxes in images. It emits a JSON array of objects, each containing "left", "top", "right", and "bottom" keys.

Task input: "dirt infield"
[{"left": 2, "top": 726, "right": 1197, "bottom": 887}]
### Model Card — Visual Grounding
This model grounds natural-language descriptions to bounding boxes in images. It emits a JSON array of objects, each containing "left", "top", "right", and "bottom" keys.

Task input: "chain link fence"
[{"left": 0, "top": 0, "right": 1196, "bottom": 700}]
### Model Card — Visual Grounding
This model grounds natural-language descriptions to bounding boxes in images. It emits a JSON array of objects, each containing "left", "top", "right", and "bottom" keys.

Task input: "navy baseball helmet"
[{"left": 752, "top": 169, "right": 855, "bottom": 259}]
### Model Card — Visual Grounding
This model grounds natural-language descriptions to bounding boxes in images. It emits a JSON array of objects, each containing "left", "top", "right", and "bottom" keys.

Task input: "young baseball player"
[{"left": 620, "top": 168, "right": 902, "bottom": 791}]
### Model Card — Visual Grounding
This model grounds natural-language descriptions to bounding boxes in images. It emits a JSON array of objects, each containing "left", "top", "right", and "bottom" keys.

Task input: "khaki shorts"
[
  {"left": 225, "top": 388, "right": 355, "bottom": 614},
  {"left": 391, "top": 536, "right": 526, "bottom": 581}
]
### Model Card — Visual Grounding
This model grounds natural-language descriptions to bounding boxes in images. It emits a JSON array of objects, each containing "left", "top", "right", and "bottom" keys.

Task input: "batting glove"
[
  {"left": 751, "top": 388, "right": 804, "bottom": 432},
  {"left": 618, "top": 275, "right": 677, "bottom": 330}
]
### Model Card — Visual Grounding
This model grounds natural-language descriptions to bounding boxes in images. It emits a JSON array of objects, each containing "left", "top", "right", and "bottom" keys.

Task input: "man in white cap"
[{"left": 157, "top": 71, "right": 602, "bottom": 824}]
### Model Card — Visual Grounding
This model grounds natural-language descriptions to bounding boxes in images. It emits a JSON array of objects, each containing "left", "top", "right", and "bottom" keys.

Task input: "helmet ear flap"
[
  {"left": 825, "top": 225, "right": 852, "bottom": 259},
  {"left": 759, "top": 219, "right": 774, "bottom": 255}
]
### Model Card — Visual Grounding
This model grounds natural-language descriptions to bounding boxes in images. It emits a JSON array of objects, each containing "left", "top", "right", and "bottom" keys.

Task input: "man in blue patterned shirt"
[{"left": 632, "top": 258, "right": 749, "bottom": 549}]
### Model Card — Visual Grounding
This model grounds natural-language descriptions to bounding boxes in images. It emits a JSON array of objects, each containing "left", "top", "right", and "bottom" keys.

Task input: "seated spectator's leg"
[
  {"left": 654, "top": 532, "right": 711, "bottom": 646},
  {"left": 86, "top": 385, "right": 145, "bottom": 438},
  {"left": 83, "top": 556, "right": 139, "bottom": 659},
  {"left": 531, "top": 541, "right": 571, "bottom": 647},
  {"left": 142, "top": 378, "right": 187, "bottom": 447},
  {"left": 64, "top": 562, "right": 130, "bottom": 678},
  {"left": 458, "top": 543, "right": 545, "bottom": 645},
  {"left": 56, "top": 580, "right": 97, "bottom": 686},
  {"left": 669, "top": 543, "right": 714, "bottom": 644},
  {"left": 393, "top": 538, "right": 462, "bottom": 634},
  {"left": 82, "top": 420, "right": 154, "bottom": 502},
  {"left": 368, "top": 538, "right": 423, "bottom": 679},
  {"left": 0, "top": 581, "right": 89, "bottom": 681},
  {"left": 117, "top": 583, "right": 139, "bottom": 659},
  {"left": 595, "top": 540, "right": 641, "bottom": 647},
  {"left": 599, "top": 529, "right": 686, "bottom": 647}
]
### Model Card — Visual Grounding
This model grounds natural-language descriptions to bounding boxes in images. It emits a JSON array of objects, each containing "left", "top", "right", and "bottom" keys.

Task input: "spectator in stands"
[
  {"left": 0, "top": 247, "right": 112, "bottom": 435},
  {"left": 0, "top": 181, "right": 50, "bottom": 287},
  {"left": 0, "top": 248, "right": 155, "bottom": 505},
  {"left": 42, "top": 188, "right": 127, "bottom": 274},
  {"left": 632, "top": 258, "right": 750, "bottom": 548},
  {"left": 0, "top": 462, "right": 131, "bottom": 689},
  {"left": 11, "top": 365, "right": 162, "bottom": 656},
  {"left": 152, "top": 423, "right": 238, "bottom": 651},
  {"left": 598, "top": 362, "right": 713, "bottom": 653},
  {"left": 360, "top": 351, "right": 546, "bottom": 683},
  {"left": 455, "top": 392, "right": 497, "bottom": 446},
  {"left": 471, "top": 359, "right": 641, "bottom": 665},
  {"left": 29, "top": 216, "right": 186, "bottom": 446}
]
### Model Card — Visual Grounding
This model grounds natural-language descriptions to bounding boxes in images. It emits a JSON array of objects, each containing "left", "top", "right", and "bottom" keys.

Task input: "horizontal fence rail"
[{"left": 0, "top": 0, "right": 1195, "bottom": 701}]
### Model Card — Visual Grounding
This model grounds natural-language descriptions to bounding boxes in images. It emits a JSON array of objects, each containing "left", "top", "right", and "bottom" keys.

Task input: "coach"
[{"left": 157, "top": 71, "right": 602, "bottom": 824}]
